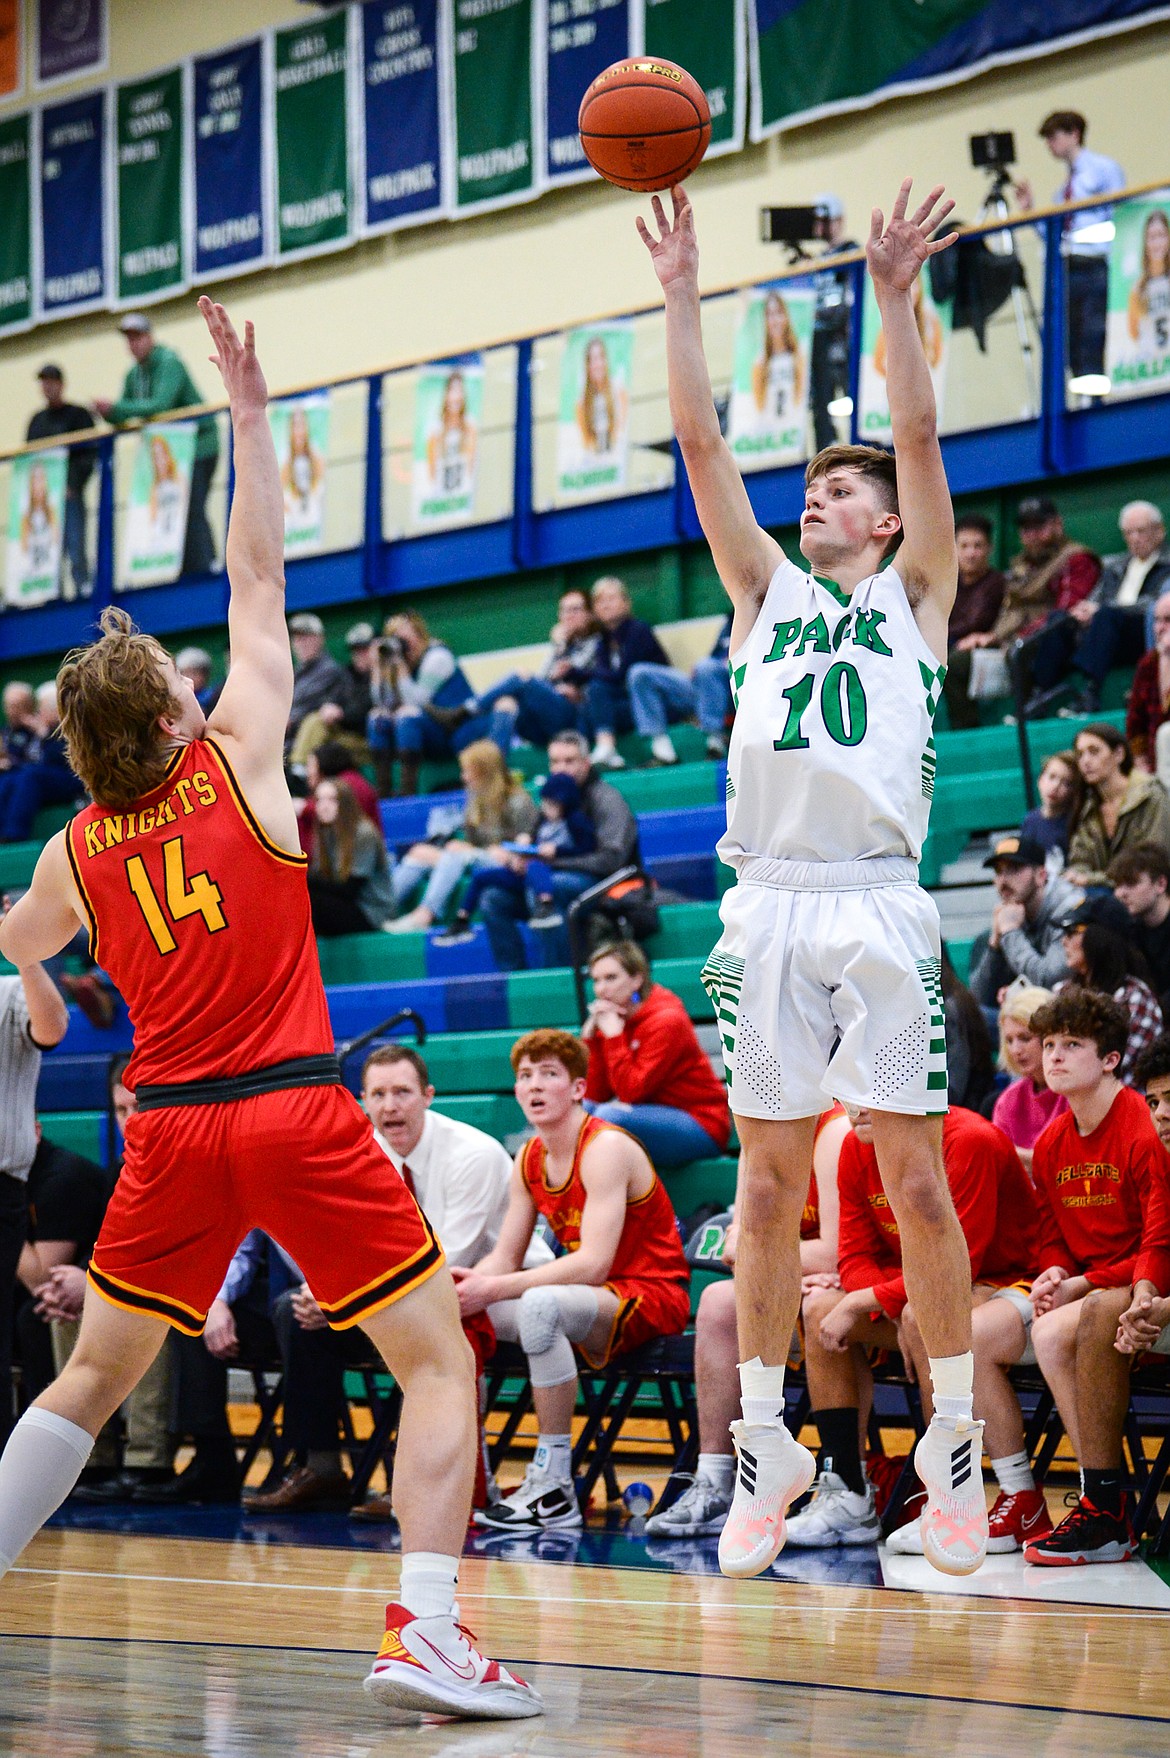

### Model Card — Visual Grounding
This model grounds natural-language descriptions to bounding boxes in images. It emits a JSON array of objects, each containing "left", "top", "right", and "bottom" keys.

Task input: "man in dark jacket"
[
  {"left": 581, "top": 575, "right": 670, "bottom": 770},
  {"left": 1055, "top": 501, "right": 1170, "bottom": 713},
  {"left": 25, "top": 365, "right": 97, "bottom": 593},
  {"left": 943, "top": 514, "right": 1008, "bottom": 729},
  {"left": 285, "top": 612, "right": 348, "bottom": 762}
]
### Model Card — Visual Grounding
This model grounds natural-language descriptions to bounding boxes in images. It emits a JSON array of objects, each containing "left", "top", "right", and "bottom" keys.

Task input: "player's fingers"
[
  {"left": 890, "top": 178, "right": 912, "bottom": 221},
  {"left": 635, "top": 216, "right": 654, "bottom": 248},
  {"left": 911, "top": 183, "right": 946, "bottom": 228},
  {"left": 650, "top": 192, "right": 667, "bottom": 234},
  {"left": 868, "top": 207, "right": 884, "bottom": 245},
  {"left": 244, "top": 319, "right": 255, "bottom": 354},
  {"left": 927, "top": 198, "right": 956, "bottom": 235},
  {"left": 671, "top": 183, "right": 689, "bottom": 221},
  {"left": 925, "top": 231, "right": 960, "bottom": 256}
]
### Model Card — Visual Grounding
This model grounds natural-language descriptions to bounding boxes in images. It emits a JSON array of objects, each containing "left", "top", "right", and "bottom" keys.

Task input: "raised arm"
[
  {"left": 866, "top": 181, "right": 958, "bottom": 662},
  {"left": 639, "top": 187, "right": 784, "bottom": 642}
]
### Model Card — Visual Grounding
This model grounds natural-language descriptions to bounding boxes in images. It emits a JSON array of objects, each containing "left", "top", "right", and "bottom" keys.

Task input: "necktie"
[{"left": 401, "top": 1161, "right": 417, "bottom": 1198}]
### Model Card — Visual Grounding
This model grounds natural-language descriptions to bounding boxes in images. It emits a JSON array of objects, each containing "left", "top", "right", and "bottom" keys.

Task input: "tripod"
[{"left": 978, "top": 165, "right": 1042, "bottom": 417}]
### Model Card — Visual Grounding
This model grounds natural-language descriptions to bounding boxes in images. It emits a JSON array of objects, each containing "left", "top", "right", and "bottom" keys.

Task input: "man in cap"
[
  {"left": 25, "top": 365, "right": 97, "bottom": 594},
  {"left": 968, "top": 832, "right": 1085, "bottom": 1008},
  {"left": 94, "top": 314, "right": 220, "bottom": 576},
  {"left": 285, "top": 613, "right": 348, "bottom": 764},
  {"left": 286, "top": 620, "right": 376, "bottom": 768},
  {"left": 176, "top": 648, "right": 219, "bottom": 716}
]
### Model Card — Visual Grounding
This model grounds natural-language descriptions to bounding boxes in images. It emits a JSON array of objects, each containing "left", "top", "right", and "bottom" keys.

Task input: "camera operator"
[
  {"left": 366, "top": 612, "right": 477, "bottom": 798},
  {"left": 809, "top": 196, "right": 861, "bottom": 451}
]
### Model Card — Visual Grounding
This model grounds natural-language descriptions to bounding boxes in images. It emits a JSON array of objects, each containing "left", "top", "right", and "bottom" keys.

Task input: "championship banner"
[
  {"left": 6, "top": 448, "right": 67, "bottom": 609},
  {"left": 726, "top": 282, "right": 816, "bottom": 471},
  {"left": 193, "top": 39, "right": 268, "bottom": 282},
  {"left": 555, "top": 322, "right": 634, "bottom": 501},
  {"left": 411, "top": 357, "right": 484, "bottom": 528},
  {"left": 360, "top": 0, "right": 447, "bottom": 234},
  {"left": 0, "top": 113, "right": 32, "bottom": 335},
  {"left": 270, "top": 394, "right": 330, "bottom": 557},
  {"left": 122, "top": 423, "right": 196, "bottom": 589},
  {"left": 0, "top": 0, "right": 21, "bottom": 100},
  {"left": 638, "top": 0, "right": 745, "bottom": 157},
  {"left": 272, "top": 10, "right": 352, "bottom": 261},
  {"left": 115, "top": 66, "right": 187, "bottom": 306},
  {"left": 750, "top": 0, "right": 1170, "bottom": 139},
  {"left": 1106, "top": 194, "right": 1170, "bottom": 403},
  {"left": 546, "top": 0, "right": 631, "bottom": 185},
  {"left": 451, "top": 0, "right": 540, "bottom": 216},
  {"left": 858, "top": 275, "right": 953, "bottom": 447},
  {"left": 35, "top": 0, "right": 106, "bottom": 89},
  {"left": 38, "top": 89, "right": 108, "bottom": 319}
]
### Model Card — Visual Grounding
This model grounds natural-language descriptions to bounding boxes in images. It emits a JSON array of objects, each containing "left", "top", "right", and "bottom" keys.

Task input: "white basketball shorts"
[{"left": 701, "top": 855, "right": 948, "bottom": 1122}]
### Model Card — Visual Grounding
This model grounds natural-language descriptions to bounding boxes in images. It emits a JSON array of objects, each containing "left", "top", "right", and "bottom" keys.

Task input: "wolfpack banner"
[
  {"left": 546, "top": 0, "right": 632, "bottom": 186},
  {"left": 361, "top": 0, "right": 447, "bottom": 233},
  {"left": 38, "top": 89, "right": 108, "bottom": 319},
  {"left": 192, "top": 39, "right": 268, "bottom": 281},
  {"left": 637, "top": 0, "right": 746, "bottom": 157},
  {"left": 0, "top": 113, "right": 32, "bottom": 334},
  {"left": 451, "top": 0, "right": 540, "bottom": 216},
  {"left": 272, "top": 9, "right": 353, "bottom": 261},
  {"left": 115, "top": 66, "right": 187, "bottom": 305}
]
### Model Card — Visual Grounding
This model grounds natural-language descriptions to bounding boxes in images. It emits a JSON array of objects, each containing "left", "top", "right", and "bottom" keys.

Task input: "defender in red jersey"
[
  {"left": 0, "top": 301, "right": 539, "bottom": 1724},
  {"left": 451, "top": 1028, "right": 691, "bottom": 1534}
]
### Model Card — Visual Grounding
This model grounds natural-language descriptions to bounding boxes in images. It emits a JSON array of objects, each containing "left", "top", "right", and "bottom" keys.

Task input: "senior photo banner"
[
  {"left": 555, "top": 321, "right": 634, "bottom": 502},
  {"left": 858, "top": 274, "right": 953, "bottom": 447},
  {"left": 546, "top": 0, "right": 631, "bottom": 185},
  {"left": 271, "top": 393, "right": 331, "bottom": 558},
  {"left": 115, "top": 65, "right": 187, "bottom": 306},
  {"left": 0, "top": 113, "right": 32, "bottom": 335},
  {"left": 36, "top": 0, "right": 105, "bottom": 90},
  {"left": 726, "top": 282, "right": 817, "bottom": 471},
  {"left": 38, "top": 89, "right": 108, "bottom": 318},
  {"left": 192, "top": 38, "right": 269, "bottom": 281},
  {"left": 6, "top": 448, "right": 67, "bottom": 609},
  {"left": 638, "top": 0, "right": 745, "bottom": 157},
  {"left": 0, "top": 0, "right": 21, "bottom": 100},
  {"left": 122, "top": 422, "right": 196, "bottom": 589},
  {"left": 411, "top": 356, "right": 484, "bottom": 528},
  {"left": 273, "top": 9, "right": 353, "bottom": 260},
  {"left": 361, "top": 0, "right": 447, "bottom": 233},
  {"left": 451, "top": 0, "right": 541, "bottom": 216},
  {"left": 1106, "top": 193, "right": 1170, "bottom": 403}
]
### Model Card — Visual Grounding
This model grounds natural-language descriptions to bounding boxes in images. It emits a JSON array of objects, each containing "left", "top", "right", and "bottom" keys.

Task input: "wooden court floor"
[{"left": 3, "top": 1526, "right": 1170, "bottom": 1756}]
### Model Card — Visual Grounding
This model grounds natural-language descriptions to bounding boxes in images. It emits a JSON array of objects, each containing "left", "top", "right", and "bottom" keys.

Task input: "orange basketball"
[{"left": 578, "top": 58, "right": 711, "bottom": 193}]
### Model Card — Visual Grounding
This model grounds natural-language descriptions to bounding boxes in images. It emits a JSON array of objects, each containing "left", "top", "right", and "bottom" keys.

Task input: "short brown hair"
[
  {"left": 1107, "top": 843, "right": 1170, "bottom": 888},
  {"left": 1030, "top": 990, "right": 1129, "bottom": 1062},
  {"left": 361, "top": 1045, "right": 432, "bottom": 1090},
  {"left": 510, "top": 1028, "right": 589, "bottom": 1081},
  {"left": 589, "top": 939, "right": 652, "bottom": 991},
  {"left": 1040, "top": 110, "right": 1086, "bottom": 142},
  {"left": 57, "top": 607, "right": 179, "bottom": 809},
  {"left": 806, "top": 445, "right": 901, "bottom": 553}
]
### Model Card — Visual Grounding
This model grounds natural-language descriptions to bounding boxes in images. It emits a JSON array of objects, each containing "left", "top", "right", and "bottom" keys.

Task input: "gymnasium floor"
[{"left": 3, "top": 1503, "right": 1168, "bottom": 1756}]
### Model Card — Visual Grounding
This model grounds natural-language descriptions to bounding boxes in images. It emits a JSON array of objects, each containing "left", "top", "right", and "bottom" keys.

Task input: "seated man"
[
  {"left": 968, "top": 833, "right": 1083, "bottom": 1009},
  {"left": 1050, "top": 501, "right": 1170, "bottom": 716},
  {"left": 1109, "top": 843, "right": 1170, "bottom": 1011},
  {"left": 626, "top": 613, "right": 733, "bottom": 766},
  {"left": 454, "top": 1028, "right": 691, "bottom": 1533},
  {"left": 579, "top": 576, "right": 671, "bottom": 771},
  {"left": 645, "top": 1106, "right": 851, "bottom": 1540},
  {"left": 467, "top": 587, "right": 599, "bottom": 757},
  {"left": 788, "top": 1104, "right": 1036, "bottom": 1555},
  {"left": 0, "top": 683, "right": 84, "bottom": 845},
  {"left": 1021, "top": 996, "right": 1170, "bottom": 1565},
  {"left": 941, "top": 515, "right": 1007, "bottom": 731}
]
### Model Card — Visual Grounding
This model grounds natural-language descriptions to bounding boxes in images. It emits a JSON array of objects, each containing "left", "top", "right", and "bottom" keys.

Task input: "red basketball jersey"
[
  {"left": 67, "top": 738, "right": 333, "bottom": 1089},
  {"left": 801, "top": 1102, "right": 847, "bottom": 1240}
]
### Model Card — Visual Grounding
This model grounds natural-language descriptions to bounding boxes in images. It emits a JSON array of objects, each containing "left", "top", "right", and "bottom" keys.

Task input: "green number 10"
[{"left": 774, "top": 662, "right": 868, "bottom": 753}]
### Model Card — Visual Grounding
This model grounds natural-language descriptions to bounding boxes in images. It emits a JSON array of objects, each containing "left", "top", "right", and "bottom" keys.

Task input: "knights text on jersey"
[{"left": 720, "top": 559, "right": 946, "bottom": 868}]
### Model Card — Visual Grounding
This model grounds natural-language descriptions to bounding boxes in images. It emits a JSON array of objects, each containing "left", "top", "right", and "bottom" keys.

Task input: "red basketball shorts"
[
  {"left": 88, "top": 1084, "right": 444, "bottom": 1336},
  {"left": 581, "top": 1276, "right": 691, "bottom": 1368}
]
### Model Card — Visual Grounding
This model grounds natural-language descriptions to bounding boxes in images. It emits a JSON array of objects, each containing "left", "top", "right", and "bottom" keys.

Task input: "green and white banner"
[
  {"left": 556, "top": 322, "right": 634, "bottom": 502},
  {"left": 451, "top": 0, "right": 540, "bottom": 216},
  {"left": 122, "top": 422, "right": 196, "bottom": 588},
  {"left": 272, "top": 10, "right": 353, "bottom": 260},
  {"left": 638, "top": 0, "right": 745, "bottom": 158},
  {"left": 1106, "top": 193, "right": 1170, "bottom": 403},
  {"left": 6, "top": 449, "right": 67, "bottom": 608},
  {"left": 727, "top": 282, "right": 816, "bottom": 470},
  {"left": 271, "top": 393, "right": 331, "bottom": 556},
  {"left": 0, "top": 112, "right": 32, "bottom": 334},
  {"left": 858, "top": 276, "right": 953, "bottom": 447},
  {"left": 115, "top": 65, "right": 187, "bottom": 305},
  {"left": 412, "top": 358, "right": 484, "bottom": 528}
]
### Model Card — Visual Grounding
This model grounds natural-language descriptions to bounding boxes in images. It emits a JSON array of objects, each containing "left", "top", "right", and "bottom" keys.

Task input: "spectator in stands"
[
  {"left": 1109, "top": 844, "right": 1170, "bottom": 1006},
  {"left": 453, "top": 1029, "right": 690, "bottom": 1533},
  {"left": 0, "top": 684, "right": 83, "bottom": 845},
  {"left": 626, "top": 613, "right": 734, "bottom": 766},
  {"left": 0, "top": 683, "right": 39, "bottom": 772},
  {"left": 26, "top": 364, "right": 97, "bottom": 594},
  {"left": 285, "top": 613, "right": 348, "bottom": 764},
  {"left": 1067, "top": 722, "right": 1170, "bottom": 886},
  {"left": 581, "top": 941, "right": 731, "bottom": 1168},
  {"left": 1126, "top": 589, "right": 1170, "bottom": 778},
  {"left": 477, "top": 730, "right": 640, "bottom": 971},
  {"left": 288, "top": 621, "right": 377, "bottom": 769},
  {"left": 388, "top": 739, "right": 537, "bottom": 934},
  {"left": 942, "top": 946, "right": 995, "bottom": 1111},
  {"left": 1052, "top": 502, "right": 1170, "bottom": 715},
  {"left": 968, "top": 833, "right": 1083, "bottom": 1008},
  {"left": 1015, "top": 111, "right": 1126, "bottom": 383},
  {"left": 580, "top": 577, "right": 671, "bottom": 771},
  {"left": 306, "top": 779, "right": 394, "bottom": 936},
  {"left": 465, "top": 588, "right": 599, "bottom": 757},
  {"left": 13, "top": 1125, "right": 109, "bottom": 1403},
  {"left": 176, "top": 647, "right": 219, "bottom": 716},
  {"left": 367, "top": 611, "right": 476, "bottom": 798},
  {"left": 645, "top": 1107, "right": 851, "bottom": 1541},
  {"left": 942, "top": 515, "right": 1007, "bottom": 730},
  {"left": 296, "top": 741, "right": 381, "bottom": 855},
  {"left": 790, "top": 1104, "right": 1036, "bottom": 1551},
  {"left": 991, "top": 984, "right": 1067, "bottom": 1170},
  {"left": 1023, "top": 994, "right": 1170, "bottom": 1565},
  {"left": 452, "top": 774, "right": 596, "bottom": 932},
  {"left": 94, "top": 313, "right": 219, "bottom": 575},
  {"left": 1019, "top": 750, "right": 1083, "bottom": 865},
  {"left": 810, "top": 197, "right": 861, "bottom": 451},
  {"left": 1058, "top": 902, "right": 1163, "bottom": 1083}
]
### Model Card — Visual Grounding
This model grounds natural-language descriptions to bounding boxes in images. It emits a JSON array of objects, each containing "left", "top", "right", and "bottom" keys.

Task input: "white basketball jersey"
[{"left": 719, "top": 559, "right": 946, "bottom": 869}]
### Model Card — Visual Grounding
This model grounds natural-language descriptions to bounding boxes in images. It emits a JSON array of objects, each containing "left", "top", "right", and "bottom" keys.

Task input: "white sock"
[
  {"left": 739, "top": 1356, "right": 787, "bottom": 1428},
  {"left": 696, "top": 1453, "right": 736, "bottom": 1494},
  {"left": 532, "top": 1433, "right": 573, "bottom": 1482},
  {"left": 928, "top": 1352, "right": 975, "bottom": 1424},
  {"left": 399, "top": 1551, "right": 459, "bottom": 1622},
  {"left": 0, "top": 1407, "right": 94, "bottom": 1577},
  {"left": 991, "top": 1450, "right": 1035, "bottom": 1495},
  {"left": 650, "top": 734, "right": 677, "bottom": 763}
]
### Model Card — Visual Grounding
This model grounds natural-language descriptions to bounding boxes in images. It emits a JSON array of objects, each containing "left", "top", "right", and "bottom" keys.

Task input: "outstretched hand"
[
  {"left": 636, "top": 186, "right": 699, "bottom": 292},
  {"left": 867, "top": 179, "right": 957, "bottom": 294},
  {"left": 198, "top": 295, "right": 268, "bottom": 415}
]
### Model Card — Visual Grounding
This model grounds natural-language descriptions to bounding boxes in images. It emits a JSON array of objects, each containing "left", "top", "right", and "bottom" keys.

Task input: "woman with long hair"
[
  {"left": 147, "top": 433, "right": 183, "bottom": 541},
  {"left": 991, "top": 984, "right": 1066, "bottom": 1171},
  {"left": 750, "top": 290, "right": 806, "bottom": 420},
  {"left": 873, "top": 279, "right": 944, "bottom": 376},
  {"left": 1019, "top": 750, "right": 1084, "bottom": 866},
  {"left": 426, "top": 369, "right": 478, "bottom": 495},
  {"left": 19, "top": 462, "right": 57, "bottom": 555},
  {"left": 1067, "top": 721, "right": 1170, "bottom": 885},
  {"left": 280, "top": 405, "right": 325, "bottom": 514},
  {"left": 307, "top": 778, "right": 395, "bottom": 936},
  {"left": 576, "top": 336, "right": 626, "bottom": 455},
  {"left": 1127, "top": 209, "right": 1170, "bottom": 348}
]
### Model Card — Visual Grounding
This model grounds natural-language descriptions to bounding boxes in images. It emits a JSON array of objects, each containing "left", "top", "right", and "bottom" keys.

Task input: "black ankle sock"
[
  {"left": 813, "top": 1407, "right": 865, "bottom": 1496},
  {"left": 1083, "top": 1468, "right": 1124, "bottom": 1516}
]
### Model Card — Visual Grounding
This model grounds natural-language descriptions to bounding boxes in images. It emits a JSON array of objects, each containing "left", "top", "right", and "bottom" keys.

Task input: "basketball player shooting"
[
  {"left": 640, "top": 181, "right": 988, "bottom": 1578},
  {"left": 0, "top": 299, "right": 541, "bottom": 1721}
]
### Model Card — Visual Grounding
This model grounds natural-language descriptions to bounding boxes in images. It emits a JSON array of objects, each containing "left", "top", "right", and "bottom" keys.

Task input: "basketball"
[{"left": 578, "top": 58, "right": 711, "bottom": 193}]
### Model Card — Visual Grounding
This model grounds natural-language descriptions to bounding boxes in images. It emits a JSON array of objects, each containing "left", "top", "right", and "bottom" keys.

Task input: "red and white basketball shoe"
[
  {"left": 986, "top": 1486, "right": 1052, "bottom": 1553},
  {"left": 913, "top": 1415, "right": 989, "bottom": 1576},
  {"left": 363, "top": 1603, "right": 543, "bottom": 1719},
  {"left": 717, "top": 1419, "right": 816, "bottom": 1579}
]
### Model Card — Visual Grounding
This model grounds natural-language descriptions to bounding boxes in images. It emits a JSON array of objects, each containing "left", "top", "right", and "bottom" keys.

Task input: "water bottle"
[{"left": 622, "top": 1481, "right": 654, "bottom": 1518}]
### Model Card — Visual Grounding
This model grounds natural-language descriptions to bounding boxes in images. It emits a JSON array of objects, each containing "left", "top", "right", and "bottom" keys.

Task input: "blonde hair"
[
  {"left": 459, "top": 737, "right": 524, "bottom": 834},
  {"left": 57, "top": 607, "right": 178, "bottom": 809},
  {"left": 998, "top": 985, "right": 1054, "bottom": 1076}
]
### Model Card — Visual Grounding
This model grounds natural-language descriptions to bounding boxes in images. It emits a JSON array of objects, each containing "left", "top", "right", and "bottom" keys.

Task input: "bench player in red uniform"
[{"left": 0, "top": 300, "right": 539, "bottom": 1724}]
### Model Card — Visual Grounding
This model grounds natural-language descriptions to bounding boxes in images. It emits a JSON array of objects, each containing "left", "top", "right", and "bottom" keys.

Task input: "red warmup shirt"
[
  {"left": 836, "top": 1107, "right": 1039, "bottom": 1319},
  {"left": 1031, "top": 1084, "right": 1170, "bottom": 1292},
  {"left": 585, "top": 982, "right": 731, "bottom": 1151}
]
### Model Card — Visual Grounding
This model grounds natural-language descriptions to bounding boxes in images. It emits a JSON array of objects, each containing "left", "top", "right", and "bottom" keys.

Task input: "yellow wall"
[{"left": 1, "top": 3, "right": 1169, "bottom": 451}]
